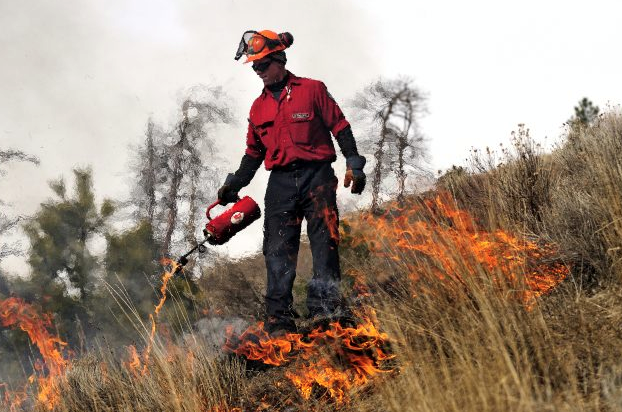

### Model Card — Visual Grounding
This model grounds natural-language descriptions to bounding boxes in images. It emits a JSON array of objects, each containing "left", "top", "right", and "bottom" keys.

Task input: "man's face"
[{"left": 252, "top": 57, "right": 285, "bottom": 86}]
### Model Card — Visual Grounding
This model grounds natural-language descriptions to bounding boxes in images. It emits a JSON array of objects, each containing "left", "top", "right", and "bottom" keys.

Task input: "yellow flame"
[
  {"left": 0, "top": 297, "right": 68, "bottom": 410},
  {"left": 125, "top": 258, "right": 179, "bottom": 376}
]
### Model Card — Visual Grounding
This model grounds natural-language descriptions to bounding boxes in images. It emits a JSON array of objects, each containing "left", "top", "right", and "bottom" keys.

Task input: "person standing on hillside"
[{"left": 217, "top": 30, "right": 366, "bottom": 335}]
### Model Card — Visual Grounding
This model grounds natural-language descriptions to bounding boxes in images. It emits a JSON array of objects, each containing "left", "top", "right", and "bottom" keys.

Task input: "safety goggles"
[
  {"left": 251, "top": 60, "right": 272, "bottom": 73},
  {"left": 235, "top": 30, "right": 282, "bottom": 61}
]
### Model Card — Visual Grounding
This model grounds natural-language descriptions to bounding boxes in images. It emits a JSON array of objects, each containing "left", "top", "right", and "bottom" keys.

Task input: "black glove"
[
  {"left": 217, "top": 174, "right": 241, "bottom": 205},
  {"left": 217, "top": 154, "right": 264, "bottom": 206},
  {"left": 344, "top": 155, "right": 366, "bottom": 195}
]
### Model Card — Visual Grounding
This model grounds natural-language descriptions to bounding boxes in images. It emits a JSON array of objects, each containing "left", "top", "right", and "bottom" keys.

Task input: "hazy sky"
[{"left": 1, "top": 0, "right": 621, "bottom": 272}]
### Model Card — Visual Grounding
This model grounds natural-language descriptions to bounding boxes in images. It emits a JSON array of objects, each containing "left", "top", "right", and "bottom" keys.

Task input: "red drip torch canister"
[{"left": 205, "top": 196, "right": 261, "bottom": 245}]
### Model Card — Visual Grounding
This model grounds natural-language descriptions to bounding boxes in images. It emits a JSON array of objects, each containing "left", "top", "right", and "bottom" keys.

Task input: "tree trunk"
[
  {"left": 161, "top": 117, "right": 188, "bottom": 256},
  {"left": 371, "top": 129, "right": 386, "bottom": 212},
  {"left": 145, "top": 120, "right": 157, "bottom": 225},
  {"left": 371, "top": 99, "right": 396, "bottom": 213},
  {"left": 396, "top": 97, "right": 413, "bottom": 205},
  {"left": 185, "top": 167, "right": 198, "bottom": 244},
  {"left": 396, "top": 139, "right": 406, "bottom": 205}
]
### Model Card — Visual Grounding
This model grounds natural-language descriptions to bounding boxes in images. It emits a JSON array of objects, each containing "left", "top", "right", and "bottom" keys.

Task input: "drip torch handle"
[
  {"left": 206, "top": 200, "right": 222, "bottom": 221},
  {"left": 206, "top": 196, "right": 240, "bottom": 220}
]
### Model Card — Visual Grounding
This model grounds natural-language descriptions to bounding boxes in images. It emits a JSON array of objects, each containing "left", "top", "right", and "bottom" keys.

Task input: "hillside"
[{"left": 2, "top": 111, "right": 622, "bottom": 411}]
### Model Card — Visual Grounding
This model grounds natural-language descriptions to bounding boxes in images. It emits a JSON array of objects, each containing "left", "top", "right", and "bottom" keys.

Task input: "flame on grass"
[
  {"left": 125, "top": 258, "right": 179, "bottom": 376},
  {"left": 0, "top": 259, "right": 180, "bottom": 408},
  {"left": 221, "top": 194, "right": 569, "bottom": 403},
  {"left": 224, "top": 309, "right": 394, "bottom": 403},
  {"left": 342, "top": 193, "right": 569, "bottom": 307},
  {"left": 0, "top": 297, "right": 69, "bottom": 411},
  {"left": 346, "top": 269, "right": 372, "bottom": 298},
  {"left": 1, "top": 383, "right": 28, "bottom": 412}
]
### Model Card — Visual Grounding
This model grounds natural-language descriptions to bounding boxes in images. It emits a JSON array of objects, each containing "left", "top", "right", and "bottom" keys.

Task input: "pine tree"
[
  {"left": 571, "top": 97, "right": 600, "bottom": 126},
  {"left": 15, "top": 168, "right": 113, "bottom": 343}
]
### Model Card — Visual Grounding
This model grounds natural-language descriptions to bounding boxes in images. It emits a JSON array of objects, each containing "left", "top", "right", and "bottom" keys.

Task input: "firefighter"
[{"left": 218, "top": 30, "right": 366, "bottom": 335}]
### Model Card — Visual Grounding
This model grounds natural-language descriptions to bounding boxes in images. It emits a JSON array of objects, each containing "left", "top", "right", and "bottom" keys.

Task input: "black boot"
[
  {"left": 306, "top": 305, "right": 357, "bottom": 331},
  {"left": 264, "top": 316, "right": 297, "bottom": 337}
]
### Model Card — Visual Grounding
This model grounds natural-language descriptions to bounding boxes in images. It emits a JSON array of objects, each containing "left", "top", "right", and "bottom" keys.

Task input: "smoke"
[
  {"left": 0, "top": 0, "right": 383, "bottom": 271},
  {"left": 192, "top": 316, "right": 250, "bottom": 354},
  {"left": 0, "top": 2, "right": 382, "bottom": 383}
]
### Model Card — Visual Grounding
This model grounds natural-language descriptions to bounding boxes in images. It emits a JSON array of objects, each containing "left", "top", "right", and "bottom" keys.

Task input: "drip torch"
[{"left": 173, "top": 196, "right": 261, "bottom": 275}]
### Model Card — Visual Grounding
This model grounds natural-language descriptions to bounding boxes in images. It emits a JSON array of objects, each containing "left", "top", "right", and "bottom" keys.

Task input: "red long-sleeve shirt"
[{"left": 245, "top": 72, "right": 350, "bottom": 170}]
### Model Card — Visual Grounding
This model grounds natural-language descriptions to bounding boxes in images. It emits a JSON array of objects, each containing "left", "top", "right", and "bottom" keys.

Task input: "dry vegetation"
[{"left": 4, "top": 111, "right": 622, "bottom": 412}]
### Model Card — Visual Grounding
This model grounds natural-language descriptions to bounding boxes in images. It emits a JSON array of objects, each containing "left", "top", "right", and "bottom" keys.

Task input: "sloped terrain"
[{"left": 3, "top": 112, "right": 622, "bottom": 411}]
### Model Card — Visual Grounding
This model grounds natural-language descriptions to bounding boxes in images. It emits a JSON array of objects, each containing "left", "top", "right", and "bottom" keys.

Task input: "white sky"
[{"left": 1, "top": 0, "right": 621, "bottom": 273}]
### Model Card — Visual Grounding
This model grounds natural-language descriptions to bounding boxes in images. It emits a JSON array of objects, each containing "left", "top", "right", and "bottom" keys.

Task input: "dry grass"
[
  {"left": 55, "top": 345, "right": 246, "bottom": 412},
  {"left": 348, "top": 266, "right": 622, "bottom": 412},
  {"left": 4, "top": 111, "right": 622, "bottom": 412},
  {"left": 438, "top": 113, "right": 622, "bottom": 286}
]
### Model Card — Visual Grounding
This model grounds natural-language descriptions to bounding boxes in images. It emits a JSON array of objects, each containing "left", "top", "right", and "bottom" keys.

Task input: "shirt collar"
[{"left": 261, "top": 71, "right": 301, "bottom": 99}]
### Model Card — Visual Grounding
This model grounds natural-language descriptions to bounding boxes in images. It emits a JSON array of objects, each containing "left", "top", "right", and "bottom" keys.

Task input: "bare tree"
[
  {"left": 0, "top": 148, "right": 40, "bottom": 262},
  {"left": 144, "top": 119, "right": 158, "bottom": 224},
  {"left": 351, "top": 76, "right": 428, "bottom": 210},
  {"left": 0, "top": 149, "right": 40, "bottom": 170},
  {"left": 131, "top": 85, "right": 233, "bottom": 257},
  {"left": 161, "top": 101, "right": 190, "bottom": 256},
  {"left": 0, "top": 215, "right": 23, "bottom": 261},
  {"left": 130, "top": 119, "right": 167, "bottom": 228}
]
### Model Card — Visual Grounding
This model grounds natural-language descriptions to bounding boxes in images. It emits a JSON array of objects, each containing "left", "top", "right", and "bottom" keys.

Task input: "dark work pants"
[{"left": 263, "top": 161, "right": 341, "bottom": 324}]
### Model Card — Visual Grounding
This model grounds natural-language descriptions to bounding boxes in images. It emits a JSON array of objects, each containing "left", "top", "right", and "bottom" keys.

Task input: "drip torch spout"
[{"left": 174, "top": 236, "right": 210, "bottom": 276}]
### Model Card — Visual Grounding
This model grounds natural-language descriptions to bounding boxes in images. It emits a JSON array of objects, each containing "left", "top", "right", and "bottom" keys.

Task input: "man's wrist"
[
  {"left": 335, "top": 126, "right": 360, "bottom": 158},
  {"left": 346, "top": 155, "right": 366, "bottom": 171}
]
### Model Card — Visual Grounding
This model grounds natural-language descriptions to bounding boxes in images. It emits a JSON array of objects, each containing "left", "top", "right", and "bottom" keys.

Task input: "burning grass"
[
  {"left": 1, "top": 194, "right": 579, "bottom": 411},
  {"left": 341, "top": 192, "right": 569, "bottom": 309},
  {"left": 3, "top": 111, "right": 622, "bottom": 411},
  {"left": 0, "top": 297, "right": 69, "bottom": 411},
  {"left": 223, "top": 308, "right": 394, "bottom": 404}
]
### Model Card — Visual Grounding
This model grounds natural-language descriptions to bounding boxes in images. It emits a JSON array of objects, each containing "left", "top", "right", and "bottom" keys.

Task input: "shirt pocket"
[
  {"left": 287, "top": 106, "right": 316, "bottom": 146},
  {"left": 250, "top": 113, "right": 276, "bottom": 148}
]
